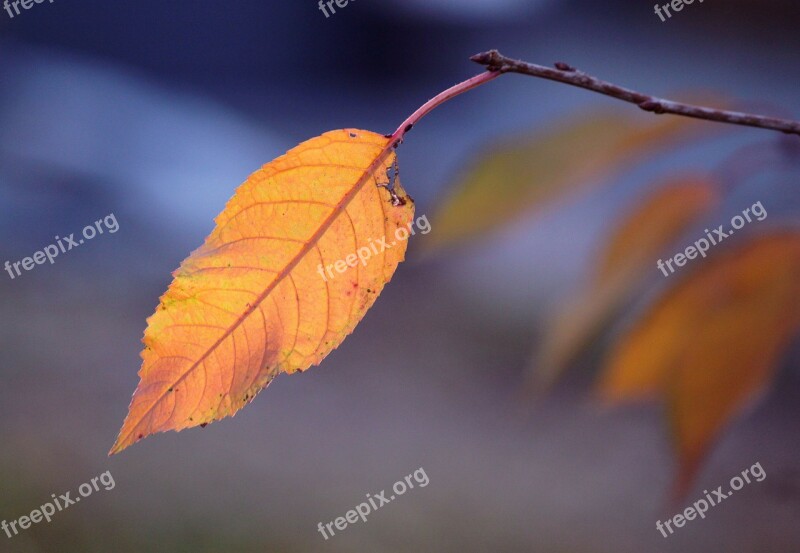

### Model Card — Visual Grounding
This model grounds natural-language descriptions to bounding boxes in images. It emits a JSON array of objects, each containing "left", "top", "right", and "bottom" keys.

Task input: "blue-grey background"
[{"left": 1, "top": 1, "right": 799, "bottom": 551}]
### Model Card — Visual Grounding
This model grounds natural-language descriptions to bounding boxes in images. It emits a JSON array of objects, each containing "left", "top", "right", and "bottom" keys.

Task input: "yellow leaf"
[
  {"left": 111, "top": 129, "right": 414, "bottom": 455},
  {"left": 531, "top": 176, "right": 719, "bottom": 393},
  {"left": 598, "top": 232, "right": 800, "bottom": 493},
  {"left": 425, "top": 107, "right": 716, "bottom": 252}
]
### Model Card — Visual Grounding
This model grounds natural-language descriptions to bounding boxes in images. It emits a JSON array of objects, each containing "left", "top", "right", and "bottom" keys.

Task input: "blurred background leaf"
[
  {"left": 599, "top": 231, "right": 800, "bottom": 497},
  {"left": 424, "top": 105, "right": 720, "bottom": 253},
  {"left": 531, "top": 175, "right": 721, "bottom": 395}
]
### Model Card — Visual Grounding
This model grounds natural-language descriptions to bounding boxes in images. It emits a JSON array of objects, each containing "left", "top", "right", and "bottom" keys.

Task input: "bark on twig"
[{"left": 471, "top": 50, "right": 800, "bottom": 137}]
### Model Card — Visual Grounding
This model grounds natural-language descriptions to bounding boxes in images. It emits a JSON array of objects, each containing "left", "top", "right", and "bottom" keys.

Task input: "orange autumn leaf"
[
  {"left": 597, "top": 232, "right": 800, "bottom": 494},
  {"left": 110, "top": 129, "right": 414, "bottom": 455},
  {"left": 531, "top": 176, "right": 719, "bottom": 393}
]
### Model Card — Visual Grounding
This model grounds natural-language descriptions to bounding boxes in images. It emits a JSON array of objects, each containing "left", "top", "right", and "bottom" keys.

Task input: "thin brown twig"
[{"left": 471, "top": 49, "right": 800, "bottom": 137}]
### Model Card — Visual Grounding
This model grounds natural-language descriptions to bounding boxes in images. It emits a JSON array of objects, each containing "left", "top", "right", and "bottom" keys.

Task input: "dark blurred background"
[{"left": 1, "top": 1, "right": 800, "bottom": 551}]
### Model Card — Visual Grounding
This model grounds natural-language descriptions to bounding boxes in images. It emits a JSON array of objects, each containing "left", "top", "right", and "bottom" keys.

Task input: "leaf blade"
[{"left": 111, "top": 129, "right": 414, "bottom": 454}]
